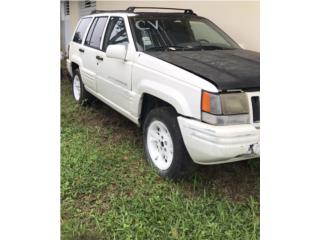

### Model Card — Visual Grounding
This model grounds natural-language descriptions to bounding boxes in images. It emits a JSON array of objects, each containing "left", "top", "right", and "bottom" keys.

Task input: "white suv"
[{"left": 66, "top": 7, "right": 260, "bottom": 178}]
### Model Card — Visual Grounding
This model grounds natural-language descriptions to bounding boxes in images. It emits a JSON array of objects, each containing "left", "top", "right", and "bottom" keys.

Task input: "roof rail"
[
  {"left": 126, "top": 7, "right": 196, "bottom": 15},
  {"left": 90, "top": 10, "right": 128, "bottom": 14}
]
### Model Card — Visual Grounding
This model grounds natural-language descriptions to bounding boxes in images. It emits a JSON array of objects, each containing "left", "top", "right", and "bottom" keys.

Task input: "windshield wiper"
[
  {"left": 200, "top": 45, "right": 236, "bottom": 50},
  {"left": 145, "top": 46, "right": 167, "bottom": 51},
  {"left": 145, "top": 44, "right": 236, "bottom": 52},
  {"left": 145, "top": 45, "right": 194, "bottom": 52},
  {"left": 193, "top": 41, "right": 236, "bottom": 50},
  {"left": 179, "top": 41, "right": 237, "bottom": 50},
  {"left": 167, "top": 46, "right": 193, "bottom": 51}
]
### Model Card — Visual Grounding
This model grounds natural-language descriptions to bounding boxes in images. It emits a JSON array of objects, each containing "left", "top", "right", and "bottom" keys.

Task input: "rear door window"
[
  {"left": 73, "top": 17, "right": 92, "bottom": 44},
  {"left": 84, "top": 18, "right": 98, "bottom": 46},
  {"left": 85, "top": 17, "right": 108, "bottom": 49}
]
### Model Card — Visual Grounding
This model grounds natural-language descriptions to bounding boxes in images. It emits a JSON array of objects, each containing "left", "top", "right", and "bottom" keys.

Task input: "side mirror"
[{"left": 106, "top": 44, "right": 127, "bottom": 60}]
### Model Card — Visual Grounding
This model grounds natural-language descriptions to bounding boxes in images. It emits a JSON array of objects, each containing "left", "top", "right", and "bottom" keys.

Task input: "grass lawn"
[{"left": 61, "top": 71, "right": 260, "bottom": 240}]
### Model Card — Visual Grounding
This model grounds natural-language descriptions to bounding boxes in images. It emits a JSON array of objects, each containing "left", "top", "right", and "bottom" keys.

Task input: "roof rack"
[
  {"left": 90, "top": 10, "right": 128, "bottom": 14},
  {"left": 90, "top": 7, "right": 197, "bottom": 16},
  {"left": 126, "top": 7, "right": 196, "bottom": 15}
]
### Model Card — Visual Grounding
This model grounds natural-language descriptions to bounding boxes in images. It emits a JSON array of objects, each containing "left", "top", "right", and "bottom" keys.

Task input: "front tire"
[
  {"left": 72, "top": 69, "right": 93, "bottom": 105},
  {"left": 143, "top": 107, "right": 195, "bottom": 179}
]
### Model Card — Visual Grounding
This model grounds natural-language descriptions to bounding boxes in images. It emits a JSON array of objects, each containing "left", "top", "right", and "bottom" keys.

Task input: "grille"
[{"left": 251, "top": 96, "right": 260, "bottom": 122}]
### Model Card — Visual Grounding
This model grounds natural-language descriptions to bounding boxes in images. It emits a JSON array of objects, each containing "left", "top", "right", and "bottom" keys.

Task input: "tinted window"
[
  {"left": 85, "top": 17, "right": 108, "bottom": 49},
  {"left": 84, "top": 18, "right": 98, "bottom": 46},
  {"left": 103, "top": 17, "right": 128, "bottom": 51},
  {"left": 73, "top": 18, "right": 92, "bottom": 44}
]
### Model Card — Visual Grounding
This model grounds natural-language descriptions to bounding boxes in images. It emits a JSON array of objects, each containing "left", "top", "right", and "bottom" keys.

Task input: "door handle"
[
  {"left": 78, "top": 48, "right": 85, "bottom": 53},
  {"left": 96, "top": 55, "right": 103, "bottom": 61}
]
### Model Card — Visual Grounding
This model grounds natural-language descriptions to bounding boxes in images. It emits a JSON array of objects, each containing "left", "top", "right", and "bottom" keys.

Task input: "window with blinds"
[
  {"left": 84, "top": 1, "right": 96, "bottom": 8},
  {"left": 80, "top": 1, "right": 96, "bottom": 16},
  {"left": 64, "top": 1, "right": 70, "bottom": 16}
]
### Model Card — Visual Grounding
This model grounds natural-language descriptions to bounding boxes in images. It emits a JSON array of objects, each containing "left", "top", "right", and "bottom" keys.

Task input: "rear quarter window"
[{"left": 73, "top": 18, "right": 92, "bottom": 44}]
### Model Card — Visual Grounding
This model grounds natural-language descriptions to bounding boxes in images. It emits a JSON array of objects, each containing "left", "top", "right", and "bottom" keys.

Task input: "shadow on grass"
[{"left": 178, "top": 159, "right": 259, "bottom": 202}]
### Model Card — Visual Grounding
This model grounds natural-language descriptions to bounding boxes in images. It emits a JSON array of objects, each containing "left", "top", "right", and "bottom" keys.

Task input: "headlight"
[{"left": 201, "top": 91, "right": 249, "bottom": 125}]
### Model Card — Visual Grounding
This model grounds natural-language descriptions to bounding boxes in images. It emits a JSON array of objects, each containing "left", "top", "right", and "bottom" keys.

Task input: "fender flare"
[
  {"left": 69, "top": 54, "right": 83, "bottom": 73},
  {"left": 137, "top": 79, "right": 193, "bottom": 117}
]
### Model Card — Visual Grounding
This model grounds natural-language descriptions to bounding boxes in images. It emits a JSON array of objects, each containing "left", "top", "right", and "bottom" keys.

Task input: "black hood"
[{"left": 146, "top": 49, "right": 260, "bottom": 91}]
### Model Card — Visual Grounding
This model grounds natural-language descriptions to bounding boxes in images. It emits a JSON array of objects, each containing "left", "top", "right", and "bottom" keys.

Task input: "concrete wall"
[
  {"left": 69, "top": 1, "right": 80, "bottom": 37},
  {"left": 96, "top": 1, "right": 260, "bottom": 51}
]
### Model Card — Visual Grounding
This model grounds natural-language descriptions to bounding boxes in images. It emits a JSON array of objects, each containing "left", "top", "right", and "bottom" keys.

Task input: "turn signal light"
[{"left": 201, "top": 91, "right": 211, "bottom": 112}]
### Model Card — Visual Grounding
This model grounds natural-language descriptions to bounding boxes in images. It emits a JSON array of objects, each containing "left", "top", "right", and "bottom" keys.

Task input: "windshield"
[{"left": 130, "top": 16, "right": 239, "bottom": 51}]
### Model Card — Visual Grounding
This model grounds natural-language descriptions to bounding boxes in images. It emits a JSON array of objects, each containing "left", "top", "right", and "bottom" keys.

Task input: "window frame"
[
  {"left": 72, "top": 17, "right": 93, "bottom": 44},
  {"left": 84, "top": 16, "right": 109, "bottom": 51},
  {"left": 84, "top": 17, "right": 98, "bottom": 47},
  {"left": 102, "top": 16, "right": 130, "bottom": 52}
]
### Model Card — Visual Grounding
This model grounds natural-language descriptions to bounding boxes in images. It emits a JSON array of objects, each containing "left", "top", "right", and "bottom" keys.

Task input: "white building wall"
[
  {"left": 62, "top": 1, "right": 259, "bottom": 52},
  {"left": 96, "top": 1, "right": 260, "bottom": 51}
]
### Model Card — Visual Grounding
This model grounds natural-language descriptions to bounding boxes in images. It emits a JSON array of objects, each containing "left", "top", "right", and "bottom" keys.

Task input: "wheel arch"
[
  {"left": 137, "top": 80, "right": 194, "bottom": 125},
  {"left": 69, "top": 55, "right": 83, "bottom": 76}
]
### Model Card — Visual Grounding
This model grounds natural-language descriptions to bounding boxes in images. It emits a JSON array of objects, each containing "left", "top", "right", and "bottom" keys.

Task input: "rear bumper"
[{"left": 177, "top": 116, "right": 260, "bottom": 165}]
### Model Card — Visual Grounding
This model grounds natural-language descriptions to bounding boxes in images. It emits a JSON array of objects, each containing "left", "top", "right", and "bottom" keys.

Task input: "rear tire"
[
  {"left": 72, "top": 69, "right": 93, "bottom": 105},
  {"left": 143, "top": 107, "right": 196, "bottom": 179}
]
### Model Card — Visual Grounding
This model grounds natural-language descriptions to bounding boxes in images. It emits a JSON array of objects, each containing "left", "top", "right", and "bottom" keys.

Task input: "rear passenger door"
[
  {"left": 70, "top": 17, "right": 92, "bottom": 78},
  {"left": 81, "top": 16, "right": 108, "bottom": 92}
]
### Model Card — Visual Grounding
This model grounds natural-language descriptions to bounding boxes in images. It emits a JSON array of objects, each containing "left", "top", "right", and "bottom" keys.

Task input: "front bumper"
[{"left": 178, "top": 116, "right": 260, "bottom": 165}]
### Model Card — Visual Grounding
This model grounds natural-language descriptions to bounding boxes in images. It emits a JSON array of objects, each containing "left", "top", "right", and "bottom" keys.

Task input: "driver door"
[{"left": 96, "top": 16, "right": 133, "bottom": 111}]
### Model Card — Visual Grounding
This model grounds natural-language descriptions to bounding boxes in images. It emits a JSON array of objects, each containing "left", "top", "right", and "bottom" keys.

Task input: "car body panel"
[
  {"left": 132, "top": 52, "right": 219, "bottom": 120},
  {"left": 67, "top": 11, "right": 260, "bottom": 165},
  {"left": 178, "top": 116, "right": 259, "bottom": 164},
  {"left": 146, "top": 49, "right": 260, "bottom": 91}
]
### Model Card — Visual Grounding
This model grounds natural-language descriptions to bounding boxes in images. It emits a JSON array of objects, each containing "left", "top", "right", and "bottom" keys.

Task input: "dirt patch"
[{"left": 199, "top": 160, "right": 259, "bottom": 202}]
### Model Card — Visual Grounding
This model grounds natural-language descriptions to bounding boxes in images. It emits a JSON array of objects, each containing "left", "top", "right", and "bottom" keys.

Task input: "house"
[
  {"left": 60, "top": 1, "right": 259, "bottom": 54},
  {"left": 60, "top": 1, "right": 96, "bottom": 54}
]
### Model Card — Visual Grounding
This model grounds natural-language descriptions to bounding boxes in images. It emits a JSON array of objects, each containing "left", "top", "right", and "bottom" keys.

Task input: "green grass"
[{"left": 61, "top": 73, "right": 260, "bottom": 240}]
